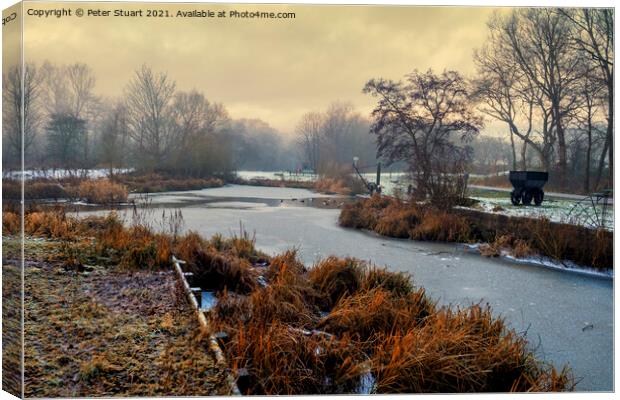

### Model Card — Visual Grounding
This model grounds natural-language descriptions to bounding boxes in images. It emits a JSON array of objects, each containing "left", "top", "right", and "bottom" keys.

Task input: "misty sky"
[{"left": 22, "top": 2, "right": 507, "bottom": 134}]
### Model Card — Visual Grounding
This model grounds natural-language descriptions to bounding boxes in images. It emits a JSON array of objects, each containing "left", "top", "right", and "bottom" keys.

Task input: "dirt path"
[{"left": 11, "top": 238, "right": 228, "bottom": 397}]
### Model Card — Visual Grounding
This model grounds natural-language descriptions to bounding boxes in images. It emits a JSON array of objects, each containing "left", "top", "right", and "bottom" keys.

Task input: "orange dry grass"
[
  {"left": 11, "top": 209, "right": 574, "bottom": 393},
  {"left": 410, "top": 210, "right": 471, "bottom": 242},
  {"left": 227, "top": 321, "right": 366, "bottom": 395},
  {"left": 375, "top": 204, "right": 421, "bottom": 238},
  {"left": 318, "top": 288, "right": 434, "bottom": 342},
  {"left": 314, "top": 177, "right": 351, "bottom": 195},
  {"left": 372, "top": 305, "right": 573, "bottom": 393},
  {"left": 308, "top": 257, "right": 365, "bottom": 309},
  {"left": 362, "top": 267, "right": 414, "bottom": 297},
  {"left": 187, "top": 249, "right": 258, "bottom": 294},
  {"left": 174, "top": 231, "right": 207, "bottom": 262},
  {"left": 116, "top": 173, "right": 223, "bottom": 193},
  {"left": 77, "top": 179, "right": 128, "bottom": 204},
  {"left": 339, "top": 194, "right": 394, "bottom": 230},
  {"left": 249, "top": 283, "right": 319, "bottom": 329},
  {"left": 24, "top": 211, "right": 81, "bottom": 239},
  {"left": 267, "top": 250, "right": 306, "bottom": 281},
  {"left": 2, "top": 211, "right": 20, "bottom": 235}
]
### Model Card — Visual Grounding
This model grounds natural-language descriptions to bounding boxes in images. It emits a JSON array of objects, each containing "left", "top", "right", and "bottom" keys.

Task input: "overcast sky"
[{"left": 22, "top": 2, "right": 507, "bottom": 134}]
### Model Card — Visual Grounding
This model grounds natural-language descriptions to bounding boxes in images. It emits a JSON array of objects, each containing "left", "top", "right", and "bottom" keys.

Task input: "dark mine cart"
[{"left": 509, "top": 171, "right": 548, "bottom": 206}]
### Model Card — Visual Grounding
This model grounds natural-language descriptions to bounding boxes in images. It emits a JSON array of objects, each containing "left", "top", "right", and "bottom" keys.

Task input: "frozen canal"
[{"left": 84, "top": 185, "right": 613, "bottom": 392}]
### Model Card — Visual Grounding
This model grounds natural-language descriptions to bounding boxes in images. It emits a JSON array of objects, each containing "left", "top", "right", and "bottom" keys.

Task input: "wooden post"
[{"left": 172, "top": 256, "right": 242, "bottom": 396}]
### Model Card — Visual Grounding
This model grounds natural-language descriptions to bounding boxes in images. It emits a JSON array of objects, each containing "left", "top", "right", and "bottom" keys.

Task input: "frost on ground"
[
  {"left": 461, "top": 196, "right": 613, "bottom": 231},
  {"left": 6, "top": 237, "right": 229, "bottom": 397}
]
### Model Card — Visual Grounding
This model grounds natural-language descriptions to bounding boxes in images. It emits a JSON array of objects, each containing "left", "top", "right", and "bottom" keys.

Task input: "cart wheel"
[
  {"left": 534, "top": 189, "right": 544, "bottom": 206},
  {"left": 522, "top": 189, "right": 533, "bottom": 205},
  {"left": 510, "top": 190, "right": 521, "bottom": 206}
]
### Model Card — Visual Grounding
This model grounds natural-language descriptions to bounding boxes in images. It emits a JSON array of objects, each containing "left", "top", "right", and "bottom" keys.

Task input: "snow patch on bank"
[
  {"left": 459, "top": 196, "right": 613, "bottom": 231},
  {"left": 459, "top": 243, "right": 612, "bottom": 279}
]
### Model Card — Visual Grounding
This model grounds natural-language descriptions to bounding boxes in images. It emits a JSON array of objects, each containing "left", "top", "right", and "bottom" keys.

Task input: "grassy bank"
[
  {"left": 116, "top": 172, "right": 223, "bottom": 193},
  {"left": 2, "top": 235, "right": 231, "bottom": 397},
  {"left": 234, "top": 175, "right": 365, "bottom": 196},
  {"left": 339, "top": 195, "right": 612, "bottom": 271},
  {"left": 2, "top": 173, "right": 224, "bottom": 204},
  {"left": 3, "top": 209, "right": 573, "bottom": 394}
]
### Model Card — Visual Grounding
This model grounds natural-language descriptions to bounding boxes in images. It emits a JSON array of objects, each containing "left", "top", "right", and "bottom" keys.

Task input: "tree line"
[
  {"left": 473, "top": 8, "right": 613, "bottom": 191},
  {"left": 295, "top": 102, "right": 377, "bottom": 175},
  {"left": 3, "top": 8, "right": 612, "bottom": 194},
  {"left": 360, "top": 8, "right": 613, "bottom": 196},
  {"left": 2, "top": 63, "right": 296, "bottom": 177}
]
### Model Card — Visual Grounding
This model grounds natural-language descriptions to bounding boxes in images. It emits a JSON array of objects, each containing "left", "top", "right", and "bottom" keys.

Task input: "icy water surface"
[{"left": 81, "top": 185, "right": 613, "bottom": 392}]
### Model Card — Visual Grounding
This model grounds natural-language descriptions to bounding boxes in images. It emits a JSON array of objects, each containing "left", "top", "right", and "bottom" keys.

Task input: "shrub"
[
  {"left": 27, "top": 181, "right": 69, "bottom": 200},
  {"left": 77, "top": 179, "right": 128, "bottom": 204}
]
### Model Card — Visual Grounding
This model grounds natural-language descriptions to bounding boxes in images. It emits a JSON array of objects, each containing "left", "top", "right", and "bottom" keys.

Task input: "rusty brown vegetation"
[
  {"left": 233, "top": 177, "right": 315, "bottom": 190},
  {"left": 77, "top": 179, "right": 129, "bottom": 203},
  {"left": 116, "top": 172, "right": 223, "bottom": 193},
  {"left": 1, "top": 235, "right": 230, "bottom": 397},
  {"left": 3, "top": 209, "right": 573, "bottom": 394},
  {"left": 339, "top": 195, "right": 612, "bottom": 270},
  {"left": 2, "top": 173, "right": 223, "bottom": 204},
  {"left": 211, "top": 253, "right": 572, "bottom": 394}
]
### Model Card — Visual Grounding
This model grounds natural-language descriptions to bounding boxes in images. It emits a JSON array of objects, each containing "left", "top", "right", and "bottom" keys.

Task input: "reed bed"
[
  {"left": 339, "top": 195, "right": 612, "bottom": 270},
  {"left": 5, "top": 209, "right": 574, "bottom": 394}
]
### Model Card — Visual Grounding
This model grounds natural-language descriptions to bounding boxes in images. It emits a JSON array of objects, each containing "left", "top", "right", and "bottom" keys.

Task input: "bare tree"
[
  {"left": 473, "top": 20, "right": 538, "bottom": 170},
  {"left": 320, "top": 102, "right": 355, "bottom": 167},
  {"left": 46, "top": 113, "right": 87, "bottom": 170},
  {"left": 98, "top": 101, "right": 130, "bottom": 177},
  {"left": 124, "top": 65, "right": 176, "bottom": 170},
  {"left": 296, "top": 111, "right": 323, "bottom": 172},
  {"left": 504, "top": 9, "right": 585, "bottom": 181},
  {"left": 2, "top": 64, "right": 42, "bottom": 167},
  {"left": 560, "top": 8, "right": 614, "bottom": 188},
  {"left": 169, "top": 90, "right": 231, "bottom": 176},
  {"left": 364, "top": 69, "right": 483, "bottom": 205},
  {"left": 40, "top": 62, "right": 99, "bottom": 119},
  {"left": 65, "top": 63, "right": 98, "bottom": 119},
  {"left": 38, "top": 62, "right": 100, "bottom": 170}
]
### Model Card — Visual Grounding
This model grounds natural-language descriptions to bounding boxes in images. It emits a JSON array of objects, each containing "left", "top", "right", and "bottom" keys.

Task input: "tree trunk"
[
  {"left": 594, "top": 134, "right": 610, "bottom": 189},
  {"left": 584, "top": 114, "right": 592, "bottom": 193},
  {"left": 520, "top": 140, "right": 528, "bottom": 170},
  {"left": 554, "top": 105, "right": 568, "bottom": 185},
  {"left": 607, "top": 88, "right": 613, "bottom": 187},
  {"left": 510, "top": 135, "right": 517, "bottom": 170}
]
